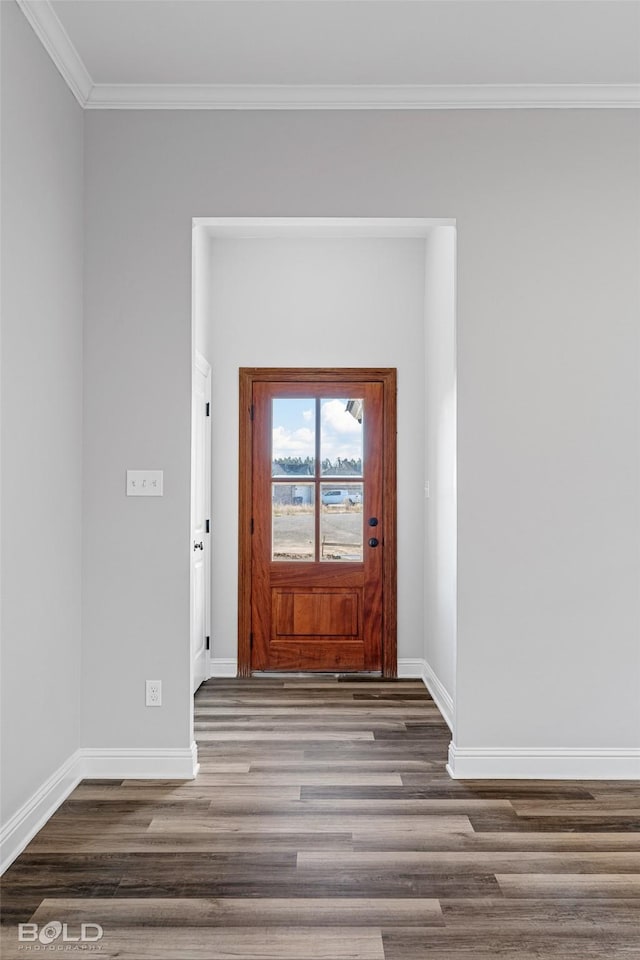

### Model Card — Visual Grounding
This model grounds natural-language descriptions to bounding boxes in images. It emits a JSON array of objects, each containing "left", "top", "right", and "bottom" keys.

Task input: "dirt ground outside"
[{"left": 272, "top": 504, "right": 363, "bottom": 561}]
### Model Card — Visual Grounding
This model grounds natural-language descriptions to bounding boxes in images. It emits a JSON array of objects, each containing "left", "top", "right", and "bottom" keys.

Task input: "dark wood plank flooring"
[{"left": 1, "top": 678, "right": 639, "bottom": 958}]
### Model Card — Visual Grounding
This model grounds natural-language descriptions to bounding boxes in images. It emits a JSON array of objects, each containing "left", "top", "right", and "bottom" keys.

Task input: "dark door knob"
[
  {"left": 368, "top": 537, "right": 379, "bottom": 548},
  {"left": 368, "top": 517, "right": 378, "bottom": 527}
]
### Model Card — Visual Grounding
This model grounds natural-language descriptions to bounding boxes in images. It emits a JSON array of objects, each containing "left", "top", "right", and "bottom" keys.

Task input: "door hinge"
[
  {"left": 250, "top": 518, "right": 254, "bottom": 535},
  {"left": 206, "top": 519, "right": 210, "bottom": 534},
  {"left": 205, "top": 635, "right": 210, "bottom": 651},
  {"left": 249, "top": 404, "right": 255, "bottom": 421},
  {"left": 205, "top": 402, "right": 210, "bottom": 417}
]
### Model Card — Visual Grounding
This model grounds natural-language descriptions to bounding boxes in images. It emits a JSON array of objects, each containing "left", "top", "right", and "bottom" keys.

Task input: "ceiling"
[{"left": 19, "top": 0, "right": 640, "bottom": 109}]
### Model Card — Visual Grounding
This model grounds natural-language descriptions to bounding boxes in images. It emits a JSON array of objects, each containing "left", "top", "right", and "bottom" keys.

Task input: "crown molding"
[
  {"left": 86, "top": 82, "right": 640, "bottom": 111},
  {"left": 17, "top": 0, "right": 92, "bottom": 107},
  {"left": 17, "top": 2, "right": 640, "bottom": 111}
]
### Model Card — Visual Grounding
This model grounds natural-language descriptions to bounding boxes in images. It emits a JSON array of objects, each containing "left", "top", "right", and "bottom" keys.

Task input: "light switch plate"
[{"left": 127, "top": 470, "right": 163, "bottom": 496}]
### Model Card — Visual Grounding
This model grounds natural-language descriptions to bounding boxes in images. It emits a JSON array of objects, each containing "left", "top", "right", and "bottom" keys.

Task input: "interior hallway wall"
[
  {"left": 82, "top": 108, "right": 640, "bottom": 760},
  {"left": 1, "top": 2, "right": 83, "bottom": 832}
]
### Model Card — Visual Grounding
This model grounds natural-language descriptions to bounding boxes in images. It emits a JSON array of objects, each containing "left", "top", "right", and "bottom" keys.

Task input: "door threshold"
[{"left": 251, "top": 671, "right": 384, "bottom": 680}]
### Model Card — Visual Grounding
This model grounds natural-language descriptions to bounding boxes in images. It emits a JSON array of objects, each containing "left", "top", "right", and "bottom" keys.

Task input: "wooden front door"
[{"left": 238, "top": 369, "right": 397, "bottom": 676}]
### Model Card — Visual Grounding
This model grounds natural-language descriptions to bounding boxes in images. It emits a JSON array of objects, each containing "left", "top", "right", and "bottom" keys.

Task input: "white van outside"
[{"left": 321, "top": 488, "right": 362, "bottom": 506}]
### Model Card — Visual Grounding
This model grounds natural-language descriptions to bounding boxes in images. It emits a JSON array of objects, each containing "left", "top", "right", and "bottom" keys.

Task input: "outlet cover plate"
[{"left": 145, "top": 680, "right": 162, "bottom": 706}]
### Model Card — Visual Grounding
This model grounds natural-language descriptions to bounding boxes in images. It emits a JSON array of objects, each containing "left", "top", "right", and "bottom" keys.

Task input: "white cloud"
[
  {"left": 321, "top": 399, "right": 361, "bottom": 436},
  {"left": 272, "top": 425, "right": 314, "bottom": 458},
  {"left": 302, "top": 408, "right": 314, "bottom": 422}
]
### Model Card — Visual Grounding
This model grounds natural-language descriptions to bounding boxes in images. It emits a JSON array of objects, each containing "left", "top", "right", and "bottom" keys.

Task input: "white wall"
[
  {"left": 82, "top": 108, "right": 640, "bottom": 769},
  {"left": 424, "top": 227, "right": 457, "bottom": 722},
  {"left": 206, "top": 237, "right": 426, "bottom": 662},
  {"left": 1, "top": 2, "right": 83, "bottom": 824}
]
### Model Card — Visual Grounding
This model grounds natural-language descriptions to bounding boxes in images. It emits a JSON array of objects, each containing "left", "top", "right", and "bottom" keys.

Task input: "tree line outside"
[{"left": 273, "top": 456, "right": 363, "bottom": 476}]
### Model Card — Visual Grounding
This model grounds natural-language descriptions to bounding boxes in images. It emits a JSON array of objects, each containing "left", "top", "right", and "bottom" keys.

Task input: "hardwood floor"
[{"left": 1, "top": 678, "right": 639, "bottom": 958}]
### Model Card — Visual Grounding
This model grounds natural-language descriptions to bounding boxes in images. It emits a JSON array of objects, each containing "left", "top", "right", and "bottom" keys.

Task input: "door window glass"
[
  {"left": 321, "top": 398, "right": 363, "bottom": 477},
  {"left": 272, "top": 398, "right": 315, "bottom": 476},
  {"left": 272, "top": 483, "right": 315, "bottom": 561},
  {"left": 270, "top": 397, "right": 364, "bottom": 562},
  {"left": 320, "top": 483, "right": 363, "bottom": 561}
]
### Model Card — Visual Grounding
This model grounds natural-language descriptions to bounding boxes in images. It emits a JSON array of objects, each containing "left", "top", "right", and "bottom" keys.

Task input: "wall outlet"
[
  {"left": 145, "top": 680, "right": 162, "bottom": 707},
  {"left": 424, "top": 481, "right": 431, "bottom": 499}
]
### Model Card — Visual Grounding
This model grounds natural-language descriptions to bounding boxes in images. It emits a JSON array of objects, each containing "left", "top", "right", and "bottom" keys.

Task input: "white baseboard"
[
  {"left": 398, "top": 658, "right": 455, "bottom": 733},
  {"left": 419, "top": 659, "right": 455, "bottom": 733},
  {"left": 447, "top": 744, "right": 640, "bottom": 780},
  {"left": 0, "top": 741, "right": 199, "bottom": 875},
  {"left": 209, "top": 658, "right": 238, "bottom": 678},
  {"left": 80, "top": 742, "right": 199, "bottom": 780},
  {"left": 0, "top": 750, "right": 82, "bottom": 876},
  {"left": 397, "top": 658, "right": 425, "bottom": 678}
]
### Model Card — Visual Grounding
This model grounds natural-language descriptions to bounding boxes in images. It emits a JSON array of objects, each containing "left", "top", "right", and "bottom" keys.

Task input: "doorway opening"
[{"left": 191, "top": 218, "right": 457, "bottom": 743}]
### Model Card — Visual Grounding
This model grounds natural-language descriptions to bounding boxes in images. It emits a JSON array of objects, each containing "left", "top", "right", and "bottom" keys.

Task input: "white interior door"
[{"left": 191, "top": 353, "right": 211, "bottom": 693}]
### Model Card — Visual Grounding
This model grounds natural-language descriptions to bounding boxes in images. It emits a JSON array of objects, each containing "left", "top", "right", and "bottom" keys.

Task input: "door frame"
[
  {"left": 238, "top": 367, "right": 397, "bottom": 678},
  {"left": 191, "top": 350, "right": 212, "bottom": 692}
]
